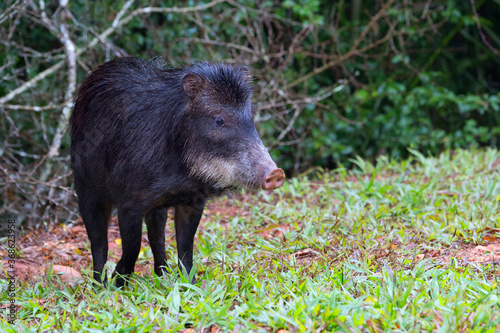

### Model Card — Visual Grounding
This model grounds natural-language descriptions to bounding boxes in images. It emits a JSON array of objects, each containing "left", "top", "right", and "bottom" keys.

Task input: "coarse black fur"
[{"left": 70, "top": 57, "right": 275, "bottom": 287}]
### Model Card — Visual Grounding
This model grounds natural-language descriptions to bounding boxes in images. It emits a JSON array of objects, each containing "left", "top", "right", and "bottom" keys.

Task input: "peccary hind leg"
[{"left": 80, "top": 198, "right": 111, "bottom": 285}]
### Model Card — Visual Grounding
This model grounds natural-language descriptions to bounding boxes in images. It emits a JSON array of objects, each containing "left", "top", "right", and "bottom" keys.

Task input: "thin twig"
[
  {"left": 47, "top": 15, "right": 76, "bottom": 158},
  {"left": 0, "top": 0, "right": 227, "bottom": 105},
  {"left": 288, "top": 0, "right": 396, "bottom": 89},
  {"left": 470, "top": 0, "right": 500, "bottom": 57},
  {"left": 1, "top": 103, "right": 71, "bottom": 111}
]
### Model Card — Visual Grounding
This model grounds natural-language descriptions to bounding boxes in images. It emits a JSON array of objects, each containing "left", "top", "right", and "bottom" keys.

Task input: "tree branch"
[{"left": 0, "top": 0, "right": 227, "bottom": 105}]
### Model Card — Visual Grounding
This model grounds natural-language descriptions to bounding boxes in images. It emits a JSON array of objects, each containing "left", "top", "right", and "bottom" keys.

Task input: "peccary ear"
[{"left": 182, "top": 73, "right": 205, "bottom": 98}]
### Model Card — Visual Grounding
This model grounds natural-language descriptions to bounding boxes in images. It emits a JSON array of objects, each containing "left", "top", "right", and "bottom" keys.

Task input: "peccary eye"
[{"left": 214, "top": 117, "right": 225, "bottom": 127}]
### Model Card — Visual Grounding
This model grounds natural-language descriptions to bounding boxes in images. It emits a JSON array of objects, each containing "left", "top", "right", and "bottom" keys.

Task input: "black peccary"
[{"left": 70, "top": 57, "right": 285, "bottom": 287}]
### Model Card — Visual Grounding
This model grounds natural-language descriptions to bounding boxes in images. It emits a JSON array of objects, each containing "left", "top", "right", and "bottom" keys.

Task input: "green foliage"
[
  {"left": 265, "top": 0, "right": 500, "bottom": 171},
  {"left": 2, "top": 149, "right": 500, "bottom": 331}
]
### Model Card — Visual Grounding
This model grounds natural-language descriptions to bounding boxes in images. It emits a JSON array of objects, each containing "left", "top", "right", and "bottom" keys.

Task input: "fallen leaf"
[
  {"left": 483, "top": 235, "right": 498, "bottom": 242},
  {"left": 427, "top": 250, "right": 440, "bottom": 258},
  {"left": 108, "top": 241, "right": 119, "bottom": 252},
  {"left": 210, "top": 326, "right": 221, "bottom": 333},
  {"left": 293, "top": 248, "right": 314, "bottom": 258},
  {"left": 474, "top": 245, "right": 493, "bottom": 253},
  {"left": 49, "top": 265, "right": 82, "bottom": 283},
  {"left": 71, "top": 225, "right": 86, "bottom": 234},
  {"left": 258, "top": 224, "right": 294, "bottom": 238}
]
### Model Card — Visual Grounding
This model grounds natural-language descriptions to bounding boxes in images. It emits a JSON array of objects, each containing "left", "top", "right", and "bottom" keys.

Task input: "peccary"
[{"left": 70, "top": 57, "right": 285, "bottom": 287}]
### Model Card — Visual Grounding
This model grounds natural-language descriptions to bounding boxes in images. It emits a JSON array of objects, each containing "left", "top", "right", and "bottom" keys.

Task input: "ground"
[
  {"left": 3, "top": 198, "right": 500, "bottom": 285},
  {"left": 1, "top": 148, "right": 500, "bottom": 332}
]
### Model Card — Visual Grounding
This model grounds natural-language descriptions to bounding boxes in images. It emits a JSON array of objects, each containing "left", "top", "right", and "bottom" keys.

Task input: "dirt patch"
[
  {"left": 0, "top": 196, "right": 255, "bottom": 284},
  {"left": 2, "top": 198, "right": 499, "bottom": 284},
  {"left": 0, "top": 215, "right": 156, "bottom": 283},
  {"left": 432, "top": 239, "right": 500, "bottom": 267}
]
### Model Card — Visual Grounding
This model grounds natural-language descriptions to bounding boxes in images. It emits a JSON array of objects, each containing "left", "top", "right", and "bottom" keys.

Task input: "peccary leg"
[
  {"left": 80, "top": 199, "right": 111, "bottom": 285},
  {"left": 145, "top": 206, "right": 169, "bottom": 276},
  {"left": 174, "top": 200, "right": 205, "bottom": 278},
  {"left": 113, "top": 208, "right": 143, "bottom": 287}
]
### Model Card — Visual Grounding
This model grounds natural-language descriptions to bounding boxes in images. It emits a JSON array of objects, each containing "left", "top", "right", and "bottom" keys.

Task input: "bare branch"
[
  {"left": 183, "top": 37, "right": 260, "bottom": 55},
  {"left": 47, "top": 15, "right": 76, "bottom": 158},
  {"left": 0, "top": 0, "right": 24, "bottom": 24},
  {"left": 0, "top": 61, "right": 66, "bottom": 105},
  {"left": 288, "top": 0, "right": 396, "bottom": 89},
  {"left": 0, "top": 0, "right": 227, "bottom": 105},
  {"left": 273, "top": 104, "right": 302, "bottom": 144},
  {"left": 470, "top": 0, "right": 500, "bottom": 57},
  {"left": 112, "top": 0, "right": 135, "bottom": 28},
  {"left": 1, "top": 103, "right": 71, "bottom": 111}
]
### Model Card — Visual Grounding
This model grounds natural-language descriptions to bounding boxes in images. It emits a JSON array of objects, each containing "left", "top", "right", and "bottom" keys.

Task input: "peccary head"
[{"left": 180, "top": 63, "right": 285, "bottom": 190}]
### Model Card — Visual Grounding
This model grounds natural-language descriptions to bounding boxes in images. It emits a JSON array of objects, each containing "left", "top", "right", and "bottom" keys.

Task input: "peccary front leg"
[
  {"left": 174, "top": 200, "right": 205, "bottom": 278},
  {"left": 145, "top": 206, "right": 169, "bottom": 276},
  {"left": 113, "top": 208, "right": 143, "bottom": 287}
]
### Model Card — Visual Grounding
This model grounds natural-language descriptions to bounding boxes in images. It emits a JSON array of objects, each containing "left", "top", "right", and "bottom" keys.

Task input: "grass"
[{"left": 2, "top": 148, "right": 500, "bottom": 332}]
